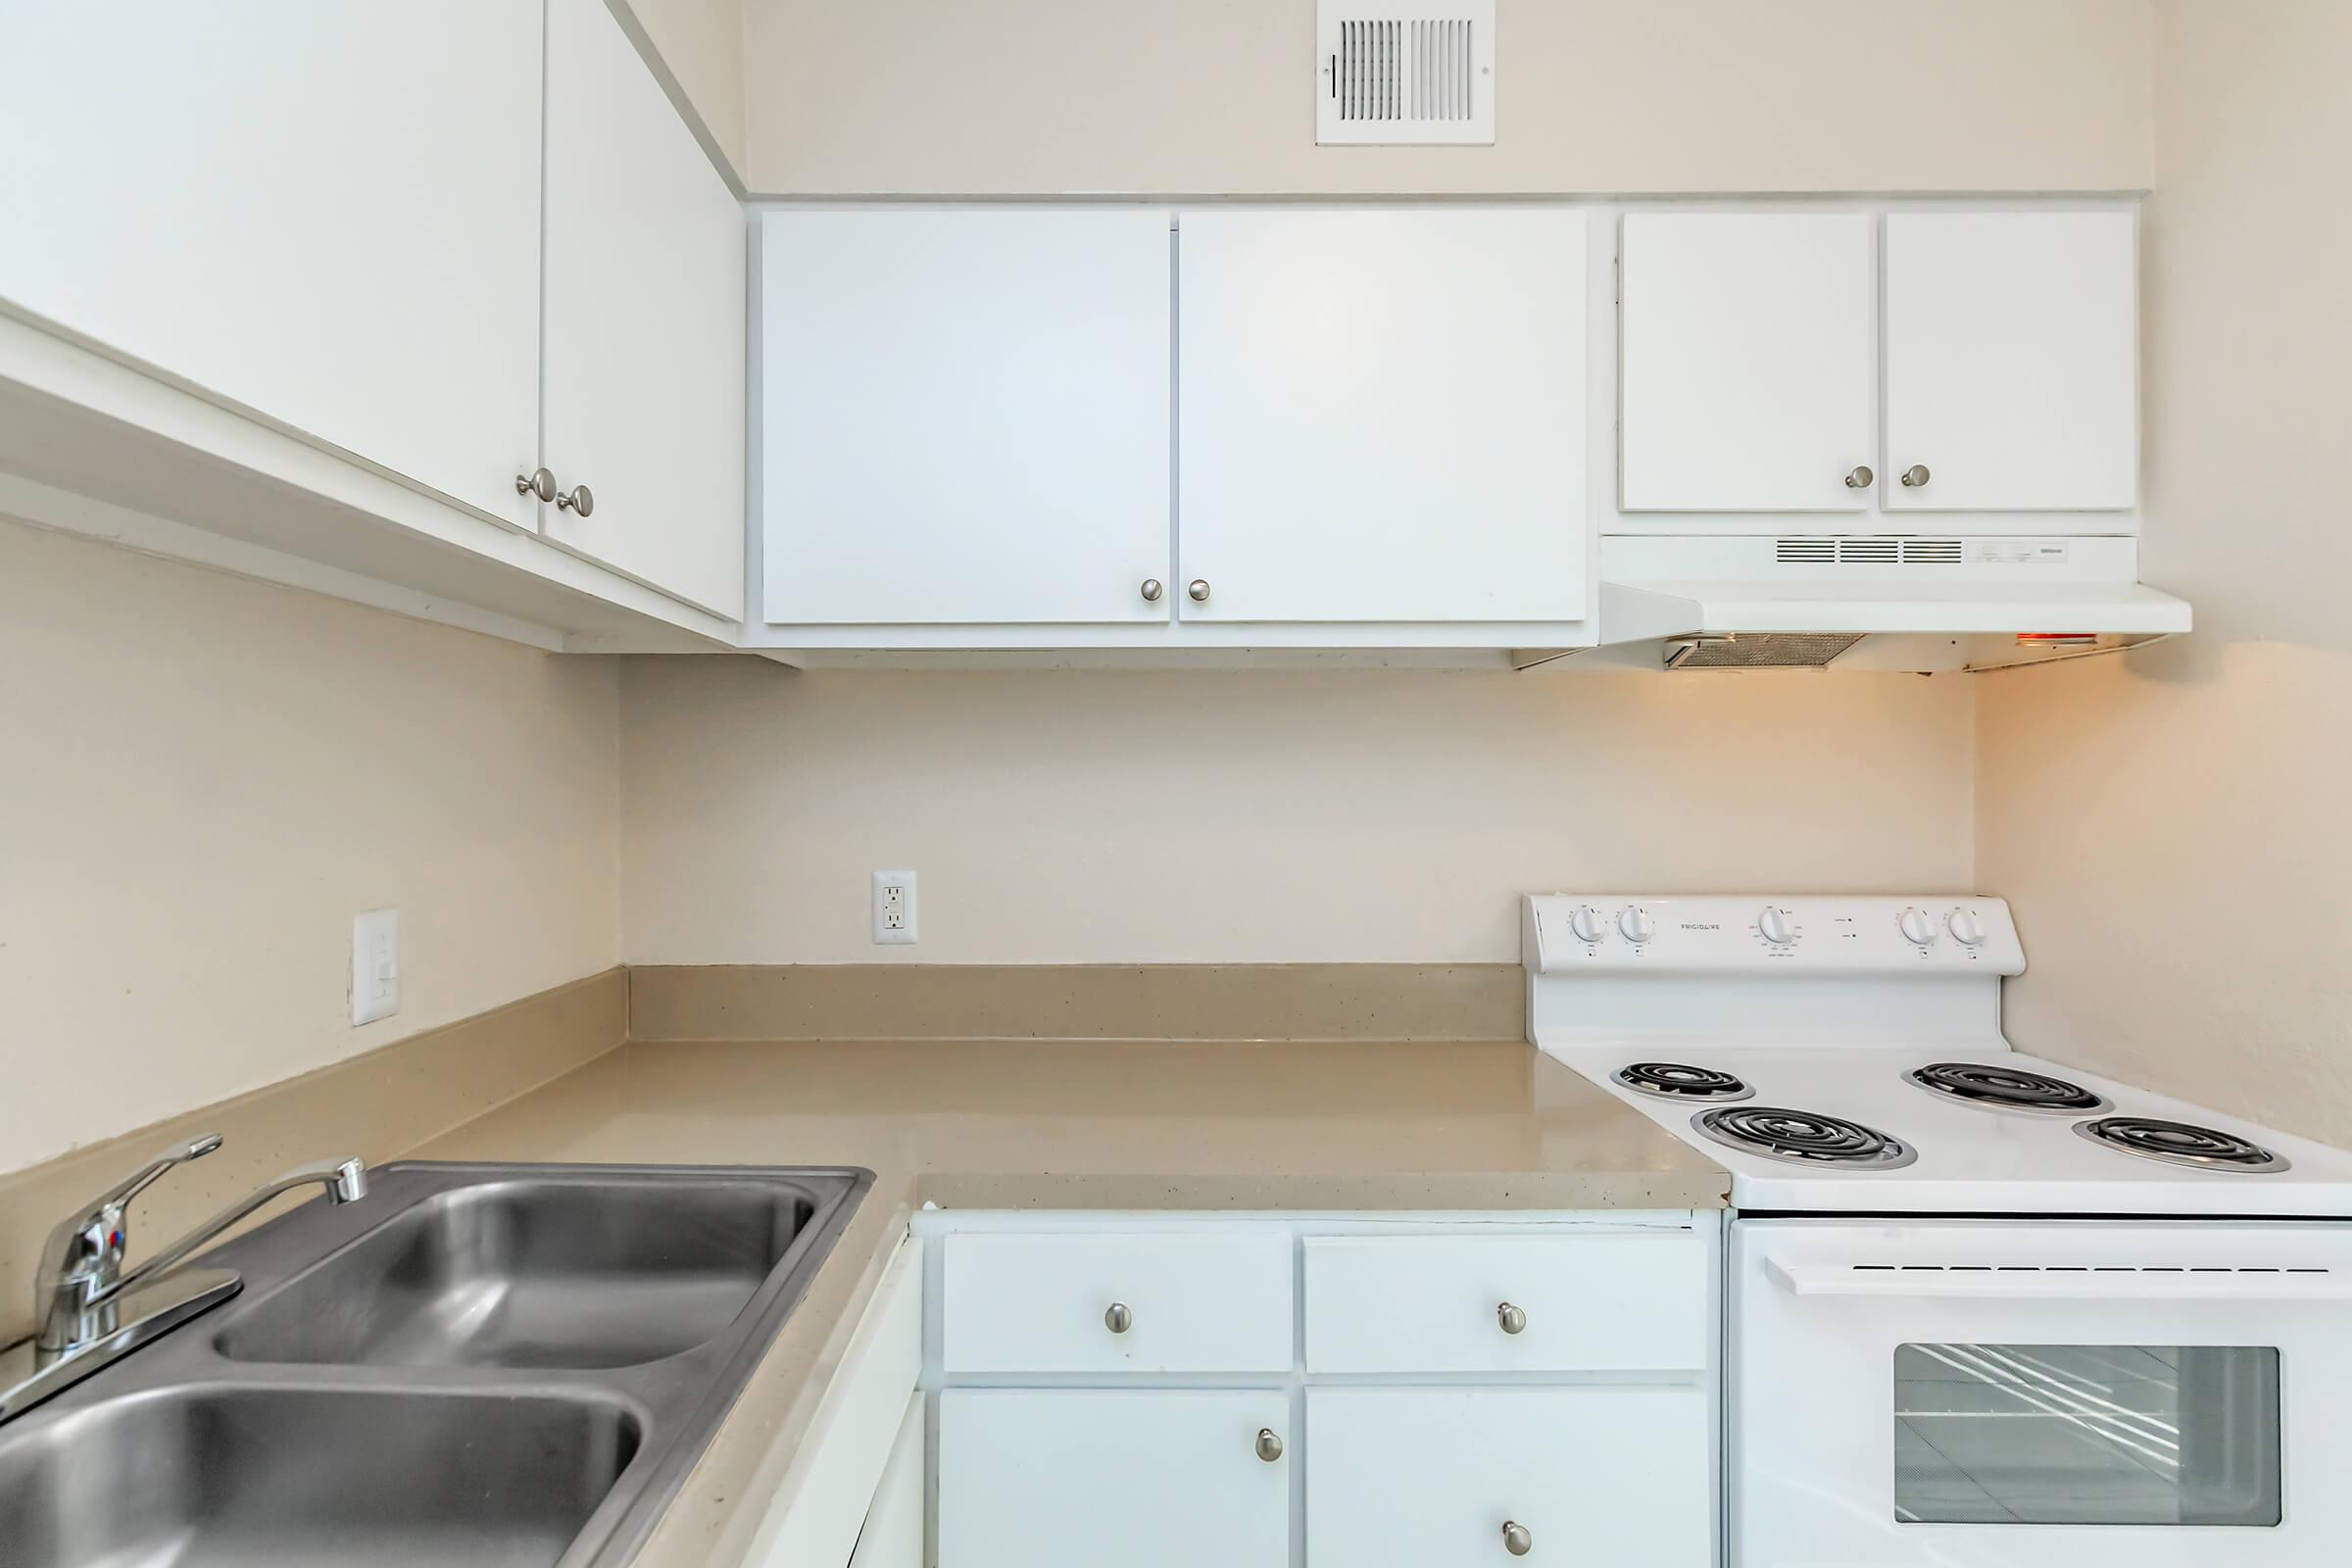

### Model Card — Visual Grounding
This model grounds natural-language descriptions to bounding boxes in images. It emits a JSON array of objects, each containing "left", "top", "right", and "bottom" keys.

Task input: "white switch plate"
[
  {"left": 351, "top": 907, "right": 401, "bottom": 1025},
  {"left": 871, "top": 870, "right": 916, "bottom": 945}
]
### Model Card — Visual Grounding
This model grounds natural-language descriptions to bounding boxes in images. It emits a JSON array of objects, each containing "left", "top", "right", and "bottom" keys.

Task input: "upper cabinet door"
[
  {"left": 1620, "top": 212, "right": 1876, "bottom": 513},
  {"left": 1884, "top": 210, "right": 2137, "bottom": 512},
  {"left": 761, "top": 209, "right": 1172, "bottom": 626},
  {"left": 0, "top": 2, "right": 543, "bottom": 527},
  {"left": 541, "top": 0, "right": 746, "bottom": 619},
  {"left": 1178, "top": 209, "right": 1588, "bottom": 623}
]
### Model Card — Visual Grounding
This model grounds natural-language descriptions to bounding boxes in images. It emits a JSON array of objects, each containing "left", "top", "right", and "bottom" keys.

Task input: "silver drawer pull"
[
  {"left": 1103, "top": 1301, "right": 1132, "bottom": 1334},
  {"left": 1496, "top": 1301, "right": 1527, "bottom": 1335},
  {"left": 1501, "top": 1520, "right": 1532, "bottom": 1555},
  {"left": 1255, "top": 1428, "right": 1284, "bottom": 1463}
]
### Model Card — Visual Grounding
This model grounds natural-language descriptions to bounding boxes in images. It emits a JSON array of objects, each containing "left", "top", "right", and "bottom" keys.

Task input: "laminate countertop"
[{"left": 406, "top": 1037, "right": 1729, "bottom": 1567}]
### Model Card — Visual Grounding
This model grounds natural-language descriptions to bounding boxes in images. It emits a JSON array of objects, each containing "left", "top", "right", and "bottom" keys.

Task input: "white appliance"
[
  {"left": 1525, "top": 894, "right": 2352, "bottom": 1566},
  {"left": 1596, "top": 535, "right": 2191, "bottom": 672}
]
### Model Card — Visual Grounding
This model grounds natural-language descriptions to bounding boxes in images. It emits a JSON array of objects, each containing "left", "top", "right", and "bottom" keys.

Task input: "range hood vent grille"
[
  {"left": 1318, "top": 2, "right": 1494, "bottom": 144},
  {"left": 1776, "top": 536, "right": 1969, "bottom": 566},
  {"left": 1665, "top": 633, "right": 1866, "bottom": 670}
]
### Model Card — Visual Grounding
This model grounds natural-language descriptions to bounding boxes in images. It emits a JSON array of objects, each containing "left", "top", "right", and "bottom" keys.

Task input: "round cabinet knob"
[
  {"left": 1501, "top": 1521, "right": 1533, "bottom": 1556},
  {"left": 1947, "top": 907, "right": 1988, "bottom": 947},
  {"left": 1898, "top": 907, "right": 1937, "bottom": 947},
  {"left": 1255, "top": 1428, "right": 1284, "bottom": 1463},
  {"left": 1567, "top": 906, "right": 1608, "bottom": 946},
  {"left": 1618, "top": 906, "right": 1656, "bottom": 945},
  {"left": 1900, "top": 465, "right": 1932, "bottom": 488},
  {"left": 1140, "top": 578, "right": 1164, "bottom": 603},
  {"left": 1844, "top": 465, "right": 1875, "bottom": 489},
  {"left": 1103, "top": 1301, "right": 1132, "bottom": 1334},
  {"left": 514, "top": 467, "right": 557, "bottom": 503},
  {"left": 1496, "top": 1301, "right": 1527, "bottom": 1335},
  {"left": 1187, "top": 578, "right": 1211, "bottom": 603},
  {"left": 1756, "top": 906, "right": 1795, "bottom": 946},
  {"left": 556, "top": 483, "right": 593, "bottom": 517}
]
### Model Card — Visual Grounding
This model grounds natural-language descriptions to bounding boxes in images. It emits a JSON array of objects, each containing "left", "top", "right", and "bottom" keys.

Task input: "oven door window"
[{"left": 1894, "top": 1345, "right": 2281, "bottom": 1526}]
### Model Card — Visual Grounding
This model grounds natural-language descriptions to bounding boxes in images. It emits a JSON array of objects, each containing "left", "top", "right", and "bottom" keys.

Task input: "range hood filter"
[{"left": 1664, "top": 634, "right": 1867, "bottom": 670}]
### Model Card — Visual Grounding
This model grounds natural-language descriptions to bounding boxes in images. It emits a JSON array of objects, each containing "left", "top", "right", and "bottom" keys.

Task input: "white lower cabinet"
[
  {"left": 1307, "top": 1386, "right": 1712, "bottom": 1565},
  {"left": 846, "top": 1395, "right": 925, "bottom": 1568},
  {"left": 937, "top": 1390, "right": 1292, "bottom": 1567},
  {"left": 925, "top": 1215, "right": 1718, "bottom": 1567}
]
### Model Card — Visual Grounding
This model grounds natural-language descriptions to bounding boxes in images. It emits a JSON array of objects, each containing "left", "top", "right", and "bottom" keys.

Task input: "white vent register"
[{"left": 1317, "top": 1, "right": 1494, "bottom": 145}]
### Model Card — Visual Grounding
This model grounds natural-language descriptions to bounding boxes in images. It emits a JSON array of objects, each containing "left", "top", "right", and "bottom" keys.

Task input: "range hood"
[{"left": 1593, "top": 534, "right": 2191, "bottom": 673}]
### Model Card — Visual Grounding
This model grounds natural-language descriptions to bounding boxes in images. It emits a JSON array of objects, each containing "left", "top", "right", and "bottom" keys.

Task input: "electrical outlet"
[
  {"left": 871, "top": 870, "right": 916, "bottom": 945},
  {"left": 351, "top": 907, "right": 401, "bottom": 1025}
]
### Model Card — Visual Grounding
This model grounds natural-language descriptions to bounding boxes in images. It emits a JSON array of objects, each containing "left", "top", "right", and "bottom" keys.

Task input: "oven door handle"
[{"left": 1765, "top": 1259, "right": 2352, "bottom": 1301}]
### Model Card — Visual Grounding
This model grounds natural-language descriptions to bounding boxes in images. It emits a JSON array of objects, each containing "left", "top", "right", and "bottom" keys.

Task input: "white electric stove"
[{"left": 1525, "top": 894, "right": 2352, "bottom": 1568}]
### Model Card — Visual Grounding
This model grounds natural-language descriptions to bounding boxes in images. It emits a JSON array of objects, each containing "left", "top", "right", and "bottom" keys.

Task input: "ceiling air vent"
[{"left": 1317, "top": 1, "right": 1495, "bottom": 146}]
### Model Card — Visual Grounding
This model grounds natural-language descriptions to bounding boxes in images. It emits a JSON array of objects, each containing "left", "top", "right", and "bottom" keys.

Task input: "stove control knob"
[
  {"left": 1898, "top": 907, "right": 1937, "bottom": 947},
  {"left": 1618, "top": 906, "right": 1657, "bottom": 945},
  {"left": 1947, "top": 907, "right": 1988, "bottom": 947},
  {"left": 1566, "top": 906, "right": 1608, "bottom": 945},
  {"left": 1756, "top": 906, "right": 1795, "bottom": 946}
]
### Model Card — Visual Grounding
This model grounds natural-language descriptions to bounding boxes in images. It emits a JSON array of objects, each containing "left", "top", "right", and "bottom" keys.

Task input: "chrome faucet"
[{"left": 32, "top": 1133, "right": 368, "bottom": 1361}]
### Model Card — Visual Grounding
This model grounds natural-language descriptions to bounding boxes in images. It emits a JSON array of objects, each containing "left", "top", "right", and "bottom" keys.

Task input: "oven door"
[{"left": 1731, "top": 1217, "right": 2352, "bottom": 1566}]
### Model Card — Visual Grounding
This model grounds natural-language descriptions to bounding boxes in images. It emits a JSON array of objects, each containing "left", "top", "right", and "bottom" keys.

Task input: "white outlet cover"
[
  {"left": 351, "top": 907, "right": 401, "bottom": 1026},
  {"left": 871, "top": 870, "right": 917, "bottom": 946}
]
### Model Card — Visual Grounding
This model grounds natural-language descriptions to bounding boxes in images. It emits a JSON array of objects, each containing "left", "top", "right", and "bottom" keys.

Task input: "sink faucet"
[{"left": 33, "top": 1134, "right": 368, "bottom": 1361}]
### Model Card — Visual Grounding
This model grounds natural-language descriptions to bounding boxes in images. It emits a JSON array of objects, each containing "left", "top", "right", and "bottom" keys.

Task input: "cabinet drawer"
[
  {"left": 943, "top": 1233, "right": 1293, "bottom": 1374},
  {"left": 1303, "top": 1233, "right": 1708, "bottom": 1373},
  {"left": 1306, "top": 1387, "right": 1711, "bottom": 1566},
  {"left": 940, "top": 1391, "right": 1291, "bottom": 1567}
]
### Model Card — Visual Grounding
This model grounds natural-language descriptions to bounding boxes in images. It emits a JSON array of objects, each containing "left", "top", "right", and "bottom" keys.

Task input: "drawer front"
[
  {"left": 943, "top": 1232, "right": 1294, "bottom": 1373},
  {"left": 941, "top": 1390, "right": 1292, "bottom": 1567},
  {"left": 1303, "top": 1233, "right": 1709, "bottom": 1373},
  {"left": 1306, "top": 1386, "right": 1712, "bottom": 1566}
]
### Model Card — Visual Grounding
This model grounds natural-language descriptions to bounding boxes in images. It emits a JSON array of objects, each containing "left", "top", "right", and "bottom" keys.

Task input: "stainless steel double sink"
[{"left": 0, "top": 1161, "right": 870, "bottom": 1567}]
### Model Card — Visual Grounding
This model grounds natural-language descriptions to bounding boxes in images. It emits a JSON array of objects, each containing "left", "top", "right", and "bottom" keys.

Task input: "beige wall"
[
  {"left": 1977, "top": 0, "right": 2352, "bottom": 1145},
  {"left": 0, "top": 520, "right": 623, "bottom": 1173},
  {"left": 622, "top": 662, "right": 1976, "bottom": 964},
  {"left": 740, "top": 0, "right": 2152, "bottom": 195}
]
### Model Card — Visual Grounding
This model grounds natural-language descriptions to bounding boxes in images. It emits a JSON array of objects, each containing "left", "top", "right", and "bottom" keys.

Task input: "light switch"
[{"left": 351, "top": 907, "right": 401, "bottom": 1025}]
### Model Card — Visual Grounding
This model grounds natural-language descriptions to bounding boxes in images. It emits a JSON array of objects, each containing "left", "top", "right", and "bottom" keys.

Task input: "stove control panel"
[{"left": 1524, "top": 895, "right": 2025, "bottom": 975}]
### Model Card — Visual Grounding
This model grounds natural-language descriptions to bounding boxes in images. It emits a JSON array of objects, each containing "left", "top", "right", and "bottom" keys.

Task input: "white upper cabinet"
[
  {"left": 0, "top": 1, "right": 544, "bottom": 528},
  {"left": 761, "top": 209, "right": 1172, "bottom": 626},
  {"left": 1884, "top": 210, "right": 2138, "bottom": 512},
  {"left": 1178, "top": 208, "right": 1589, "bottom": 623},
  {"left": 541, "top": 0, "right": 746, "bottom": 619},
  {"left": 1620, "top": 212, "right": 1877, "bottom": 514}
]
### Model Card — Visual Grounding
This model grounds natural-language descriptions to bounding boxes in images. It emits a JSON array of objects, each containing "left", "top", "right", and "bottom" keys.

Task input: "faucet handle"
[{"left": 44, "top": 1133, "right": 225, "bottom": 1286}]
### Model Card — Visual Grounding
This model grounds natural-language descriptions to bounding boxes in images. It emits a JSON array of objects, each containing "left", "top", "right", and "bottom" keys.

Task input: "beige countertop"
[{"left": 404, "top": 1036, "right": 1728, "bottom": 1567}]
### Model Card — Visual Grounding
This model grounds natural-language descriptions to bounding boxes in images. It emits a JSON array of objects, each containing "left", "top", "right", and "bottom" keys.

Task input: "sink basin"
[
  {"left": 0, "top": 1162, "right": 869, "bottom": 1568},
  {"left": 0, "top": 1385, "right": 640, "bottom": 1568},
  {"left": 217, "top": 1177, "right": 820, "bottom": 1368}
]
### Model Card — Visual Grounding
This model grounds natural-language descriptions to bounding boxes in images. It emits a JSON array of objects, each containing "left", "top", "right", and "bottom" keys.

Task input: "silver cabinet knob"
[
  {"left": 1497, "top": 1301, "right": 1527, "bottom": 1335},
  {"left": 1900, "top": 465, "right": 1931, "bottom": 488},
  {"left": 1187, "top": 578, "right": 1210, "bottom": 603},
  {"left": 1255, "top": 1428, "right": 1284, "bottom": 1463},
  {"left": 556, "top": 483, "right": 594, "bottom": 517},
  {"left": 1104, "top": 1301, "right": 1132, "bottom": 1334},
  {"left": 1501, "top": 1521, "right": 1532, "bottom": 1555},
  {"left": 1140, "top": 578, "right": 1164, "bottom": 603},
  {"left": 1844, "top": 465, "right": 1874, "bottom": 489},
  {"left": 514, "top": 467, "right": 557, "bottom": 503}
]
